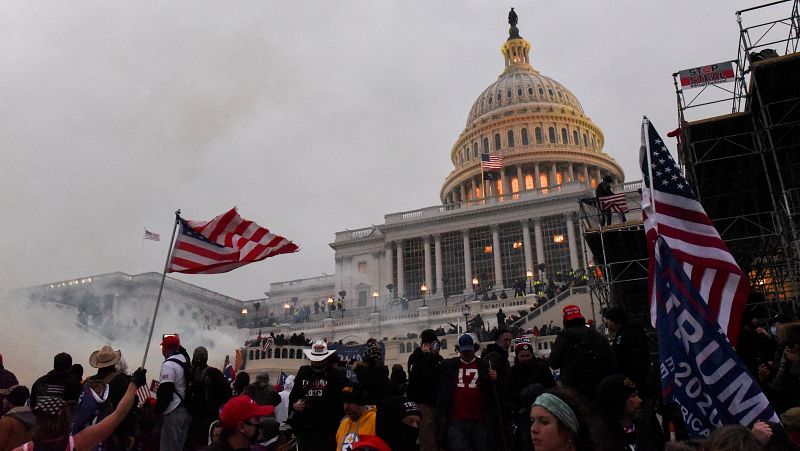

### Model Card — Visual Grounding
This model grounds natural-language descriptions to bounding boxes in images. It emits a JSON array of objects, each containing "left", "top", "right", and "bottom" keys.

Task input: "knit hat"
[
  {"left": 562, "top": 305, "right": 584, "bottom": 322},
  {"left": 192, "top": 346, "right": 209, "bottom": 364},
  {"left": 515, "top": 342, "right": 534, "bottom": 354},
  {"left": 602, "top": 306, "right": 627, "bottom": 324},
  {"left": 420, "top": 329, "right": 438, "bottom": 344},
  {"left": 363, "top": 342, "right": 382, "bottom": 361},
  {"left": 342, "top": 384, "right": 367, "bottom": 405},
  {"left": 53, "top": 352, "right": 72, "bottom": 372}
]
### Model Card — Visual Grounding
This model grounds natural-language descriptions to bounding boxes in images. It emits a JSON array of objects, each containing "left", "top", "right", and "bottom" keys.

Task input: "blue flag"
[{"left": 655, "top": 237, "right": 778, "bottom": 437}]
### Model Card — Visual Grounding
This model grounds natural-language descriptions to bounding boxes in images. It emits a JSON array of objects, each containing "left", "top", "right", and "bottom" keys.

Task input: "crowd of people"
[{"left": 3, "top": 301, "right": 800, "bottom": 451}]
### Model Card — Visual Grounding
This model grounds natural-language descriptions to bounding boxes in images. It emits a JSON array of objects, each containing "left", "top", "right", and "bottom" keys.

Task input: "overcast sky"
[{"left": 1, "top": 1, "right": 782, "bottom": 301}]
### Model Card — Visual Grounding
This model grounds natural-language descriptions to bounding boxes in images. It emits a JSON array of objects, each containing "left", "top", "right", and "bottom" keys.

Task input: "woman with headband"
[{"left": 530, "top": 388, "right": 601, "bottom": 451}]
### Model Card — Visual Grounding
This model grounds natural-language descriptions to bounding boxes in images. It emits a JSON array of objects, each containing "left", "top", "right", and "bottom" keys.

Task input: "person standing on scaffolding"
[{"left": 596, "top": 175, "right": 626, "bottom": 226}]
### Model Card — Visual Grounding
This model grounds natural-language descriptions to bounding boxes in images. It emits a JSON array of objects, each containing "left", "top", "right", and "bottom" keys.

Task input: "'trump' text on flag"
[{"left": 168, "top": 208, "right": 299, "bottom": 274}]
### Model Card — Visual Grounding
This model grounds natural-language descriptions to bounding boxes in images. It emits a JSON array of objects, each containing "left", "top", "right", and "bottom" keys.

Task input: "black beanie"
[{"left": 420, "top": 329, "right": 438, "bottom": 344}]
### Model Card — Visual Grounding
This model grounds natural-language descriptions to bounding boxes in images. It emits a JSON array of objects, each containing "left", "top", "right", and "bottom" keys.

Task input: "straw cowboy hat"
[
  {"left": 89, "top": 345, "right": 122, "bottom": 369},
  {"left": 302, "top": 340, "right": 336, "bottom": 362}
]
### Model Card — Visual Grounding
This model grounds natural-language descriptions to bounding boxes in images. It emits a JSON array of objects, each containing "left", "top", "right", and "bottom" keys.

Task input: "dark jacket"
[
  {"left": 354, "top": 362, "right": 393, "bottom": 405},
  {"left": 507, "top": 358, "right": 555, "bottom": 415},
  {"left": 597, "top": 375, "right": 665, "bottom": 451},
  {"left": 244, "top": 381, "right": 281, "bottom": 407},
  {"left": 596, "top": 180, "right": 614, "bottom": 200},
  {"left": 0, "top": 367, "right": 18, "bottom": 391},
  {"left": 549, "top": 323, "right": 614, "bottom": 398},
  {"left": 406, "top": 348, "right": 443, "bottom": 406},
  {"left": 288, "top": 365, "right": 347, "bottom": 435},
  {"left": 611, "top": 323, "right": 651, "bottom": 391},
  {"left": 30, "top": 369, "right": 81, "bottom": 408}
]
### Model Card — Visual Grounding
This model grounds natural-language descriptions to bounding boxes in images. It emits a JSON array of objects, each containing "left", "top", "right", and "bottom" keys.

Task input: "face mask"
[
  {"left": 395, "top": 424, "right": 420, "bottom": 451},
  {"left": 771, "top": 326, "right": 778, "bottom": 336}
]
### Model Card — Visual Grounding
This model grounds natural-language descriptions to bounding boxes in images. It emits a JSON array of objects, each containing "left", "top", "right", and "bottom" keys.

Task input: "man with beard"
[
  {"left": 289, "top": 340, "right": 347, "bottom": 451},
  {"left": 596, "top": 374, "right": 664, "bottom": 451},
  {"left": 335, "top": 384, "right": 377, "bottom": 450},
  {"left": 406, "top": 329, "right": 443, "bottom": 451},
  {"left": 203, "top": 395, "right": 275, "bottom": 451},
  {"left": 376, "top": 396, "right": 421, "bottom": 451},
  {"left": 507, "top": 342, "right": 554, "bottom": 451}
]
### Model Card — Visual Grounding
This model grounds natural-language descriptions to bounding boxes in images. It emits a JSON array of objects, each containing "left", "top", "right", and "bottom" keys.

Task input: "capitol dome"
[{"left": 440, "top": 17, "right": 623, "bottom": 204}]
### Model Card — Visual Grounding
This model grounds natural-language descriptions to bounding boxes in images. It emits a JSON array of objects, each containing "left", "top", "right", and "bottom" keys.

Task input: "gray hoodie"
[{"left": 5, "top": 406, "right": 35, "bottom": 429}]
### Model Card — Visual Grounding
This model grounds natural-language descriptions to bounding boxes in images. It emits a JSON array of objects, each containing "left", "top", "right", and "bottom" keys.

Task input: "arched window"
[
  {"left": 261, "top": 350, "right": 266, "bottom": 359},
  {"left": 482, "top": 137, "right": 489, "bottom": 153},
  {"left": 521, "top": 128, "right": 529, "bottom": 145},
  {"left": 248, "top": 350, "right": 254, "bottom": 361},
  {"left": 289, "top": 349, "right": 295, "bottom": 359},
  {"left": 496, "top": 179, "right": 503, "bottom": 195},
  {"left": 267, "top": 349, "right": 272, "bottom": 358},
  {"left": 494, "top": 134, "right": 502, "bottom": 150},
  {"left": 458, "top": 153, "right": 463, "bottom": 164},
  {"left": 281, "top": 348, "right": 288, "bottom": 359},
  {"left": 538, "top": 87, "right": 544, "bottom": 95},
  {"left": 517, "top": 88, "right": 522, "bottom": 96},
  {"left": 540, "top": 172, "right": 550, "bottom": 188},
  {"left": 573, "top": 130, "right": 580, "bottom": 146},
  {"left": 507, "top": 130, "right": 515, "bottom": 147},
  {"left": 297, "top": 351, "right": 303, "bottom": 360},
  {"left": 399, "top": 344, "right": 405, "bottom": 354},
  {"left": 561, "top": 128, "right": 569, "bottom": 145},
  {"left": 507, "top": 89, "right": 512, "bottom": 99},
  {"left": 548, "top": 88, "right": 554, "bottom": 97},
  {"left": 473, "top": 143, "right": 478, "bottom": 158},
  {"left": 525, "top": 174, "right": 535, "bottom": 190},
  {"left": 528, "top": 87, "right": 533, "bottom": 95},
  {"left": 511, "top": 177, "right": 519, "bottom": 193},
  {"left": 535, "top": 128, "right": 543, "bottom": 144},
  {"left": 583, "top": 134, "right": 589, "bottom": 147},
  {"left": 548, "top": 127, "right": 557, "bottom": 143},
  {"left": 496, "top": 92, "right": 501, "bottom": 102}
]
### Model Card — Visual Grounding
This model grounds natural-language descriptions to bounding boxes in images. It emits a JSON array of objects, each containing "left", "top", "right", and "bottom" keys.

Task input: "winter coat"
[
  {"left": 406, "top": 349, "right": 443, "bottom": 406},
  {"left": 549, "top": 323, "right": 614, "bottom": 398},
  {"left": 287, "top": 365, "right": 347, "bottom": 436},
  {"left": 354, "top": 363, "right": 393, "bottom": 405},
  {"left": 0, "top": 406, "right": 35, "bottom": 451},
  {"left": 30, "top": 369, "right": 81, "bottom": 408},
  {"left": 436, "top": 357, "right": 499, "bottom": 446}
]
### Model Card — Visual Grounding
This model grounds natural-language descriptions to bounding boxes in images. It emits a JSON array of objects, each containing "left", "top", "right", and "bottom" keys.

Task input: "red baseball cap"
[
  {"left": 219, "top": 395, "right": 274, "bottom": 428},
  {"left": 352, "top": 435, "right": 391, "bottom": 451},
  {"left": 160, "top": 335, "right": 181, "bottom": 348},
  {"left": 562, "top": 304, "right": 584, "bottom": 321}
]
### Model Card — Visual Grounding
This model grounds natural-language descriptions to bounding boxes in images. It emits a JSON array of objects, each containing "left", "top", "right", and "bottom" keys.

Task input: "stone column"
[
  {"left": 567, "top": 162, "right": 574, "bottom": 183},
  {"left": 385, "top": 243, "right": 394, "bottom": 289},
  {"left": 583, "top": 164, "right": 590, "bottom": 185},
  {"left": 521, "top": 220, "right": 534, "bottom": 273},
  {"left": 500, "top": 168, "right": 508, "bottom": 198},
  {"left": 460, "top": 184, "right": 467, "bottom": 203},
  {"left": 434, "top": 234, "right": 444, "bottom": 295},
  {"left": 534, "top": 218, "right": 545, "bottom": 278},
  {"left": 423, "top": 236, "right": 432, "bottom": 294},
  {"left": 516, "top": 165, "right": 524, "bottom": 193},
  {"left": 492, "top": 225, "right": 503, "bottom": 289},
  {"left": 566, "top": 213, "right": 579, "bottom": 270},
  {"left": 534, "top": 163, "right": 541, "bottom": 189},
  {"left": 550, "top": 162, "right": 558, "bottom": 187},
  {"left": 462, "top": 229, "right": 473, "bottom": 292},
  {"left": 473, "top": 176, "right": 482, "bottom": 199},
  {"left": 595, "top": 167, "right": 602, "bottom": 185},
  {"left": 396, "top": 240, "right": 405, "bottom": 298}
]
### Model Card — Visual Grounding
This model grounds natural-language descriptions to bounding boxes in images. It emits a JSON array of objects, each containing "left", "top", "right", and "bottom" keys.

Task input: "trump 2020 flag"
[
  {"left": 655, "top": 236, "right": 777, "bottom": 438},
  {"left": 168, "top": 208, "right": 299, "bottom": 274}
]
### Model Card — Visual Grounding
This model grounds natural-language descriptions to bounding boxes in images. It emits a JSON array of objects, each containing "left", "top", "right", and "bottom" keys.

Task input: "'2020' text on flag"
[
  {"left": 168, "top": 208, "right": 299, "bottom": 274},
  {"left": 640, "top": 118, "right": 748, "bottom": 346},
  {"left": 655, "top": 236, "right": 777, "bottom": 437}
]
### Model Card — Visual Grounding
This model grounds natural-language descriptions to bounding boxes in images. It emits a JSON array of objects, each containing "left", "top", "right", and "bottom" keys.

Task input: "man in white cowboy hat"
[
  {"left": 73, "top": 345, "right": 136, "bottom": 449},
  {"left": 288, "top": 340, "right": 347, "bottom": 451}
]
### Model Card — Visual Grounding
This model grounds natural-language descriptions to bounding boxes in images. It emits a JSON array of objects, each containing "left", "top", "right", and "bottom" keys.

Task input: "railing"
[
  {"left": 269, "top": 274, "right": 336, "bottom": 290},
  {"left": 509, "top": 286, "right": 589, "bottom": 329}
]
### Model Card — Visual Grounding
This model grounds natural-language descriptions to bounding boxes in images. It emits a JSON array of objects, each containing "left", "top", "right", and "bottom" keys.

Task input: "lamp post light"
[
  {"left": 472, "top": 277, "right": 479, "bottom": 301},
  {"left": 372, "top": 290, "right": 380, "bottom": 313},
  {"left": 327, "top": 296, "right": 334, "bottom": 319},
  {"left": 526, "top": 270, "right": 534, "bottom": 294},
  {"left": 461, "top": 304, "right": 471, "bottom": 333},
  {"left": 420, "top": 283, "right": 428, "bottom": 307},
  {"left": 241, "top": 307, "right": 248, "bottom": 327},
  {"left": 253, "top": 301, "right": 261, "bottom": 326},
  {"left": 283, "top": 303, "right": 290, "bottom": 322}
]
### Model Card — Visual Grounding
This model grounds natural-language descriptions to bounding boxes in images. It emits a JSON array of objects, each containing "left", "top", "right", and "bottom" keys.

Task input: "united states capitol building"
[{"left": 241, "top": 14, "right": 638, "bottom": 375}]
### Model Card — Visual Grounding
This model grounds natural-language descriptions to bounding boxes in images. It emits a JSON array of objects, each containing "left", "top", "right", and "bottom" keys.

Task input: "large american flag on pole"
[
  {"left": 168, "top": 208, "right": 299, "bottom": 274},
  {"left": 640, "top": 118, "right": 748, "bottom": 346},
  {"left": 480, "top": 153, "right": 503, "bottom": 171}
]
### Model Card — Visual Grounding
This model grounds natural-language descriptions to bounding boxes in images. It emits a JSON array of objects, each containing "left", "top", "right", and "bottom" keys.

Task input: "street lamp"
[
  {"left": 472, "top": 277, "right": 479, "bottom": 301},
  {"left": 327, "top": 296, "right": 334, "bottom": 318},
  {"left": 420, "top": 283, "right": 428, "bottom": 307},
  {"left": 283, "top": 303, "right": 290, "bottom": 321},
  {"left": 241, "top": 307, "right": 248, "bottom": 327},
  {"left": 526, "top": 270, "right": 534, "bottom": 294},
  {"left": 461, "top": 304, "right": 471, "bottom": 333},
  {"left": 372, "top": 290, "right": 379, "bottom": 313},
  {"left": 253, "top": 301, "right": 261, "bottom": 326}
]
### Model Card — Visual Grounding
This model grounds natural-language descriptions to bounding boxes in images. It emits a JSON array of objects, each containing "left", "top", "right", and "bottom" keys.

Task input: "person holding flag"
[{"left": 641, "top": 117, "right": 778, "bottom": 438}]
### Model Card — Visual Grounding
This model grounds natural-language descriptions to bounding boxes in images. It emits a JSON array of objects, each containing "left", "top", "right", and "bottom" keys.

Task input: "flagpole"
[
  {"left": 480, "top": 167, "right": 486, "bottom": 202},
  {"left": 137, "top": 228, "right": 145, "bottom": 275},
  {"left": 643, "top": 116, "right": 659, "bottom": 235},
  {"left": 141, "top": 209, "right": 181, "bottom": 369}
]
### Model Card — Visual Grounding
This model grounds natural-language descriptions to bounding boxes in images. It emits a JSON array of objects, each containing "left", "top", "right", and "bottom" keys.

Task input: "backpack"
[
  {"left": 180, "top": 365, "right": 231, "bottom": 418},
  {"left": 71, "top": 371, "right": 118, "bottom": 438},
  {"left": 165, "top": 357, "right": 196, "bottom": 413},
  {"left": 564, "top": 330, "right": 612, "bottom": 394}
]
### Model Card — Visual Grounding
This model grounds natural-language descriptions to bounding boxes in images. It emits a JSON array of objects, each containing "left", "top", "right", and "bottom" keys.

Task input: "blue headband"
[{"left": 532, "top": 393, "right": 579, "bottom": 434}]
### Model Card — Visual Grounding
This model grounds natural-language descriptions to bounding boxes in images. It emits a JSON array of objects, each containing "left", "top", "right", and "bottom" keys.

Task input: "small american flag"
[
  {"left": 144, "top": 229, "right": 160, "bottom": 241},
  {"left": 480, "top": 153, "right": 503, "bottom": 171},
  {"left": 598, "top": 193, "right": 630, "bottom": 213},
  {"left": 167, "top": 208, "right": 299, "bottom": 274},
  {"left": 641, "top": 118, "right": 748, "bottom": 345},
  {"left": 261, "top": 336, "right": 274, "bottom": 352}
]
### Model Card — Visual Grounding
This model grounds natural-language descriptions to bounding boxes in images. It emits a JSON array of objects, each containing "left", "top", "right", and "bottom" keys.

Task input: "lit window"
[
  {"left": 511, "top": 177, "right": 519, "bottom": 193},
  {"left": 525, "top": 174, "right": 534, "bottom": 190},
  {"left": 484, "top": 245, "right": 493, "bottom": 253},
  {"left": 496, "top": 179, "right": 503, "bottom": 195},
  {"left": 512, "top": 241, "right": 523, "bottom": 249},
  {"left": 553, "top": 235, "right": 565, "bottom": 243},
  {"left": 540, "top": 173, "right": 549, "bottom": 187},
  {"left": 556, "top": 172, "right": 563, "bottom": 185}
]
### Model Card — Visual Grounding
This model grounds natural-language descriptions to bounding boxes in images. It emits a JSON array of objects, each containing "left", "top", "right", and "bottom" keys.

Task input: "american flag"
[
  {"left": 598, "top": 193, "right": 630, "bottom": 213},
  {"left": 480, "top": 153, "right": 503, "bottom": 171},
  {"left": 641, "top": 118, "right": 748, "bottom": 346},
  {"left": 261, "top": 336, "right": 274, "bottom": 352},
  {"left": 167, "top": 208, "right": 299, "bottom": 274},
  {"left": 144, "top": 229, "right": 160, "bottom": 241}
]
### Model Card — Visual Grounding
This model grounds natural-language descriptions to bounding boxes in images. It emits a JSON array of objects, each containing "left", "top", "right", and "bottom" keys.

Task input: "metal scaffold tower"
[{"left": 674, "top": 0, "right": 800, "bottom": 314}]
